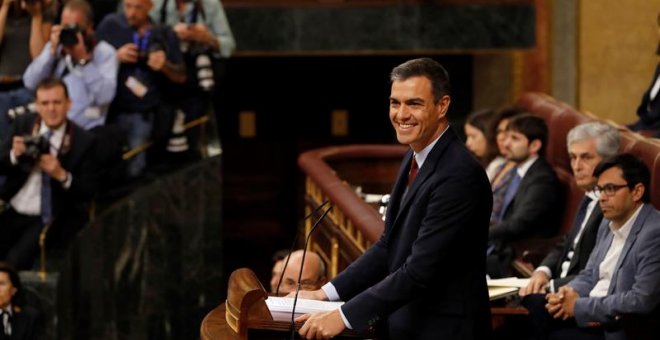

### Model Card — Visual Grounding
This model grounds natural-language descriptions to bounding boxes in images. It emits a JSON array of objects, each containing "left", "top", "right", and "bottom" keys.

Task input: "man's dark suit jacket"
[
  {"left": 5, "top": 305, "right": 41, "bottom": 340},
  {"left": 541, "top": 200, "right": 603, "bottom": 291},
  {"left": 331, "top": 128, "right": 493, "bottom": 340},
  {"left": 632, "top": 62, "right": 660, "bottom": 130},
  {"left": 0, "top": 113, "right": 97, "bottom": 248}
]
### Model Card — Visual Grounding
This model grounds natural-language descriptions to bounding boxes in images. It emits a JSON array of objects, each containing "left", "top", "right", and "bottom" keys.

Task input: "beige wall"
[{"left": 577, "top": 0, "right": 658, "bottom": 124}]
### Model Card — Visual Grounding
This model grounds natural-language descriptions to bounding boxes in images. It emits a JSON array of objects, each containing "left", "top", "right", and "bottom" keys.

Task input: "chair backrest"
[{"left": 626, "top": 138, "right": 660, "bottom": 209}]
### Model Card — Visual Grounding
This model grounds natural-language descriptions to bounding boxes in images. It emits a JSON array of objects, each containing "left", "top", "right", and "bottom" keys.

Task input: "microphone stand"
[
  {"left": 275, "top": 200, "right": 330, "bottom": 296},
  {"left": 289, "top": 205, "right": 333, "bottom": 340}
]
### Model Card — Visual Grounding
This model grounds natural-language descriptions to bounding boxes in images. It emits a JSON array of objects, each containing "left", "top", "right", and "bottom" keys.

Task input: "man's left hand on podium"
[{"left": 296, "top": 309, "right": 345, "bottom": 339}]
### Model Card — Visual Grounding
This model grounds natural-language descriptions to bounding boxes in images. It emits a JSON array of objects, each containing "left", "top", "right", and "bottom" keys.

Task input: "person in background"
[
  {"left": 0, "top": 78, "right": 97, "bottom": 269},
  {"left": 544, "top": 154, "right": 660, "bottom": 340},
  {"left": 292, "top": 58, "right": 492, "bottom": 340},
  {"left": 519, "top": 122, "right": 620, "bottom": 340},
  {"left": 628, "top": 12, "right": 660, "bottom": 136},
  {"left": 96, "top": 0, "right": 186, "bottom": 178},
  {"left": 269, "top": 248, "right": 288, "bottom": 294},
  {"left": 464, "top": 108, "right": 500, "bottom": 180},
  {"left": 0, "top": 262, "right": 41, "bottom": 339},
  {"left": 277, "top": 249, "right": 327, "bottom": 296},
  {"left": 487, "top": 114, "right": 561, "bottom": 278},
  {"left": 151, "top": 0, "right": 235, "bottom": 159},
  {"left": 0, "top": 0, "right": 54, "bottom": 138}
]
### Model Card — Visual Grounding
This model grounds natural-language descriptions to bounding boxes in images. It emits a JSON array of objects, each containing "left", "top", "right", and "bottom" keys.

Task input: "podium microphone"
[
  {"left": 289, "top": 204, "right": 333, "bottom": 340},
  {"left": 275, "top": 200, "right": 330, "bottom": 296}
]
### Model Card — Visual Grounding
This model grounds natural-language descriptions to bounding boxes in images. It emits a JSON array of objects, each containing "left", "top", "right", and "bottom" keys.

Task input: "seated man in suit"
[
  {"left": 0, "top": 77, "right": 97, "bottom": 270},
  {"left": 487, "top": 114, "right": 561, "bottom": 278},
  {"left": 0, "top": 262, "right": 41, "bottom": 339},
  {"left": 277, "top": 249, "right": 327, "bottom": 295},
  {"left": 519, "top": 122, "right": 620, "bottom": 339},
  {"left": 544, "top": 154, "right": 660, "bottom": 340}
]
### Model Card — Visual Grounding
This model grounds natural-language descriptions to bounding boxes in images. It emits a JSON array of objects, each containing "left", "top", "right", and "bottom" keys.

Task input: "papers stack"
[
  {"left": 266, "top": 297, "right": 344, "bottom": 314},
  {"left": 487, "top": 277, "right": 530, "bottom": 301}
]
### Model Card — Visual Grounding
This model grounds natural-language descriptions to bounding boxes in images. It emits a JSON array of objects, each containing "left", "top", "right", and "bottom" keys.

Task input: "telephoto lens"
[{"left": 196, "top": 54, "right": 214, "bottom": 91}]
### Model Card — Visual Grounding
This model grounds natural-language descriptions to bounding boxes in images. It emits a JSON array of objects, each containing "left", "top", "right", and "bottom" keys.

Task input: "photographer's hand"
[
  {"left": 39, "top": 154, "right": 67, "bottom": 182},
  {"left": 21, "top": 0, "right": 42, "bottom": 16},
  {"left": 173, "top": 23, "right": 191, "bottom": 41},
  {"left": 116, "top": 43, "right": 138, "bottom": 64},
  {"left": 147, "top": 50, "right": 166, "bottom": 71},
  {"left": 11, "top": 136, "right": 26, "bottom": 158},
  {"left": 49, "top": 24, "right": 61, "bottom": 55}
]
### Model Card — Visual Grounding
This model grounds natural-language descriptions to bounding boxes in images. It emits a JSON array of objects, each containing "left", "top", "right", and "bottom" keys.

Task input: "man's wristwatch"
[{"left": 76, "top": 58, "right": 90, "bottom": 66}]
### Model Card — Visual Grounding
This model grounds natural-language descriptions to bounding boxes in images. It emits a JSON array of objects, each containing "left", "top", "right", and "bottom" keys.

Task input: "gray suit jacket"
[{"left": 568, "top": 203, "right": 660, "bottom": 340}]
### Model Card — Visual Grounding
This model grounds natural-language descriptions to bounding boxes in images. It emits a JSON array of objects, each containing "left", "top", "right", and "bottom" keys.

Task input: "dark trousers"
[
  {"left": 522, "top": 294, "right": 605, "bottom": 340},
  {"left": 0, "top": 208, "right": 43, "bottom": 270}
]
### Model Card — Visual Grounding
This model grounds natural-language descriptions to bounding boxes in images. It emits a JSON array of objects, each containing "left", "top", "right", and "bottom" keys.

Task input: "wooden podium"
[{"left": 200, "top": 268, "right": 365, "bottom": 339}]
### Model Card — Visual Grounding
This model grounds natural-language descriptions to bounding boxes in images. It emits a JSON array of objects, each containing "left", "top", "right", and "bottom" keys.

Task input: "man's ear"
[
  {"left": 529, "top": 139, "right": 542, "bottom": 155},
  {"left": 436, "top": 95, "right": 450, "bottom": 120},
  {"left": 631, "top": 183, "right": 645, "bottom": 203}
]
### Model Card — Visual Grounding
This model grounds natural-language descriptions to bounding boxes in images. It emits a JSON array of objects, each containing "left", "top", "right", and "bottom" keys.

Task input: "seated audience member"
[
  {"left": 0, "top": 0, "right": 54, "bottom": 138},
  {"left": 464, "top": 109, "right": 500, "bottom": 180},
  {"left": 628, "top": 12, "right": 660, "bottom": 136},
  {"left": 0, "top": 78, "right": 97, "bottom": 269},
  {"left": 519, "top": 122, "right": 620, "bottom": 339},
  {"left": 543, "top": 154, "right": 660, "bottom": 340},
  {"left": 23, "top": 0, "right": 118, "bottom": 131},
  {"left": 270, "top": 248, "right": 288, "bottom": 294},
  {"left": 0, "top": 262, "right": 41, "bottom": 339},
  {"left": 487, "top": 114, "right": 560, "bottom": 278},
  {"left": 278, "top": 249, "right": 327, "bottom": 295}
]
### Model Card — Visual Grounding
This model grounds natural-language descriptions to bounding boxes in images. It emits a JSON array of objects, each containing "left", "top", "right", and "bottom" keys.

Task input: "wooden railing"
[{"left": 297, "top": 144, "right": 407, "bottom": 279}]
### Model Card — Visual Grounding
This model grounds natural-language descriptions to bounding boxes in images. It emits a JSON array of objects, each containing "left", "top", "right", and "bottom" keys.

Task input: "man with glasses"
[
  {"left": 278, "top": 249, "right": 327, "bottom": 295},
  {"left": 543, "top": 154, "right": 660, "bottom": 339}
]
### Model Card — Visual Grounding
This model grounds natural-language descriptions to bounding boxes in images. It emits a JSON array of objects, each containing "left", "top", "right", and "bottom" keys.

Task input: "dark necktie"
[
  {"left": 408, "top": 156, "right": 418, "bottom": 187},
  {"left": 490, "top": 166, "right": 516, "bottom": 225},
  {"left": 41, "top": 130, "right": 54, "bottom": 225},
  {"left": 568, "top": 196, "right": 593, "bottom": 250}
]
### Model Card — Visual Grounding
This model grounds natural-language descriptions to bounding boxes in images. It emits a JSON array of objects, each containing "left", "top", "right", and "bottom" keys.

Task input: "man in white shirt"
[
  {"left": 544, "top": 154, "right": 660, "bottom": 340},
  {"left": 0, "top": 77, "right": 97, "bottom": 269}
]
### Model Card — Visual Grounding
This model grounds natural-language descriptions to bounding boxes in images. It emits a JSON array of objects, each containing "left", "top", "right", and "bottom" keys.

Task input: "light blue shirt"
[
  {"left": 150, "top": 0, "right": 236, "bottom": 58},
  {"left": 23, "top": 41, "right": 118, "bottom": 130}
]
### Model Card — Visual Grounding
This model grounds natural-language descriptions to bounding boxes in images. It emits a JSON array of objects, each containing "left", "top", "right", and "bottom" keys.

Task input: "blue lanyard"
[{"left": 132, "top": 31, "right": 152, "bottom": 53}]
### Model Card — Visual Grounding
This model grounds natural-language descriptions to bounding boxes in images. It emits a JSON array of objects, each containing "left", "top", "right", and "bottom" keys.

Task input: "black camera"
[
  {"left": 60, "top": 24, "right": 82, "bottom": 47},
  {"left": 23, "top": 134, "right": 50, "bottom": 160}
]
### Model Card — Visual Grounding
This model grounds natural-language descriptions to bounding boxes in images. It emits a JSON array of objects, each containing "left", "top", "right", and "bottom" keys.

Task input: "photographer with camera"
[
  {"left": 22, "top": 0, "right": 118, "bottom": 131},
  {"left": 153, "top": 0, "right": 234, "bottom": 158},
  {"left": 96, "top": 0, "right": 185, "bottom": 178},
  {"left": 0, "top": 77, "right": 97, "bottom": 270},
  {"left": 0, "top": 0, "right": 54, "bottom": 139}
]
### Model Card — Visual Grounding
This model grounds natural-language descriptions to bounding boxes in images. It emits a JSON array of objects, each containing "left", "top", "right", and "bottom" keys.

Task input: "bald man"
[{"left": 278, "top": 250, "right": 327, "bottom": 295}]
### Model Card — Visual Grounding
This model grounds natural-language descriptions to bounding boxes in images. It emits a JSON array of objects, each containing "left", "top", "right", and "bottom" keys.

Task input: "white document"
[
  {"left": 487, "top": 277, "right": 530, "bottom": 288},
  {"left": 266, "top": 297, "right": 344, "bottom": 314}
]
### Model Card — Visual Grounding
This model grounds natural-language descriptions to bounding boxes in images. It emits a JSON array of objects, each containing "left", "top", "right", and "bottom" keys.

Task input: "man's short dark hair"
[
  {"left": 507, "top": 114, "right": 548, "bottom": 156},
  {"left": 390, "top": 58, "right": 451, "bottom": 103},
  {"left": 593, "top": 154, "right": 651, "bottom": 203},
  {"left": 36, "top": 77, "right": 69, "bottom": 99},
  {"left": 0, "top": 262, "right": 23, "bottom": 307}
]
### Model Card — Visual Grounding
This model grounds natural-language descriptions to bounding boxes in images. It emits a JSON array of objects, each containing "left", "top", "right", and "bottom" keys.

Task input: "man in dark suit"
[
  {"left": 0, "top": 77, "right": 97, "bottom": 270},
  {"left": 544, "top": 154, "right": 660, "bottom": 340},
  {"left": 519, "top": 122, "right": 620, "bottom": 339},
  {"left": 628, "top": 12, "right": 660, "bottom": 135},
  {"left": 487, "top": 114, "right": 561, "bottom": 278},
  {"left": 0, "top": 262, "right": 41, "bottom": 340},
  {"left": 293, "top": 58, "right": 493, "bottom": 340}
]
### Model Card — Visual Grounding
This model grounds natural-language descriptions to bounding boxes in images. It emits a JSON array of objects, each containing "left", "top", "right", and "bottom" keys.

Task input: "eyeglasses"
[
  {"left": 593, "top": 183, "right": 629, "bottom": 197},
  {"left": 281, "top": 278, "right": 319, "bottom": 291}
]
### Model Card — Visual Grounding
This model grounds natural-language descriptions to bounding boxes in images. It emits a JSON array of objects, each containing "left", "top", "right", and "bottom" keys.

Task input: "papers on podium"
[
  {"left": 266, "top": 297, "right": 344, "bottom": 314},
  {"left": 487, "top": 277, "right": 530, "bottom": 301}
]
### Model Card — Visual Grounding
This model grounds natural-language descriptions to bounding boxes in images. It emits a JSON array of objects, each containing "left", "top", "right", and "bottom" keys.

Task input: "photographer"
[
  {"left": 0, "top": 0, "right": 54, "bottom": 138},
  {"left": 152, "top": 0, "right": 234, "bottom": 158},
  {"left": 22, "top": 0, "right": 118, "bottom": 131},
  {"left": 96, "top": 0, "right": 185, "bottom": 178},
  {"left": 0, "top": 77, "right": 97, "bottom": 270}
]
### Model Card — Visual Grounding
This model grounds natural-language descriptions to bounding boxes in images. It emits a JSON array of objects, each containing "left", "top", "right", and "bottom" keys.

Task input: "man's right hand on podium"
[{"left": 286, "top": 289, "right": 328, "bottom": 301}]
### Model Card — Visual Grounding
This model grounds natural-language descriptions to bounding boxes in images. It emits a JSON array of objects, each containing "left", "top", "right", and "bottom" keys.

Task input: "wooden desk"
[{"left": 200, "top": 302, "right": 366, "bottom": 339}]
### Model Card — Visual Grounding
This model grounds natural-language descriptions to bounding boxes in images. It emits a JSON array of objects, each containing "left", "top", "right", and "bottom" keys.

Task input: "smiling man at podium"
[{"left": 293, "top": 58, "right": 493, "bottom": 340}]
